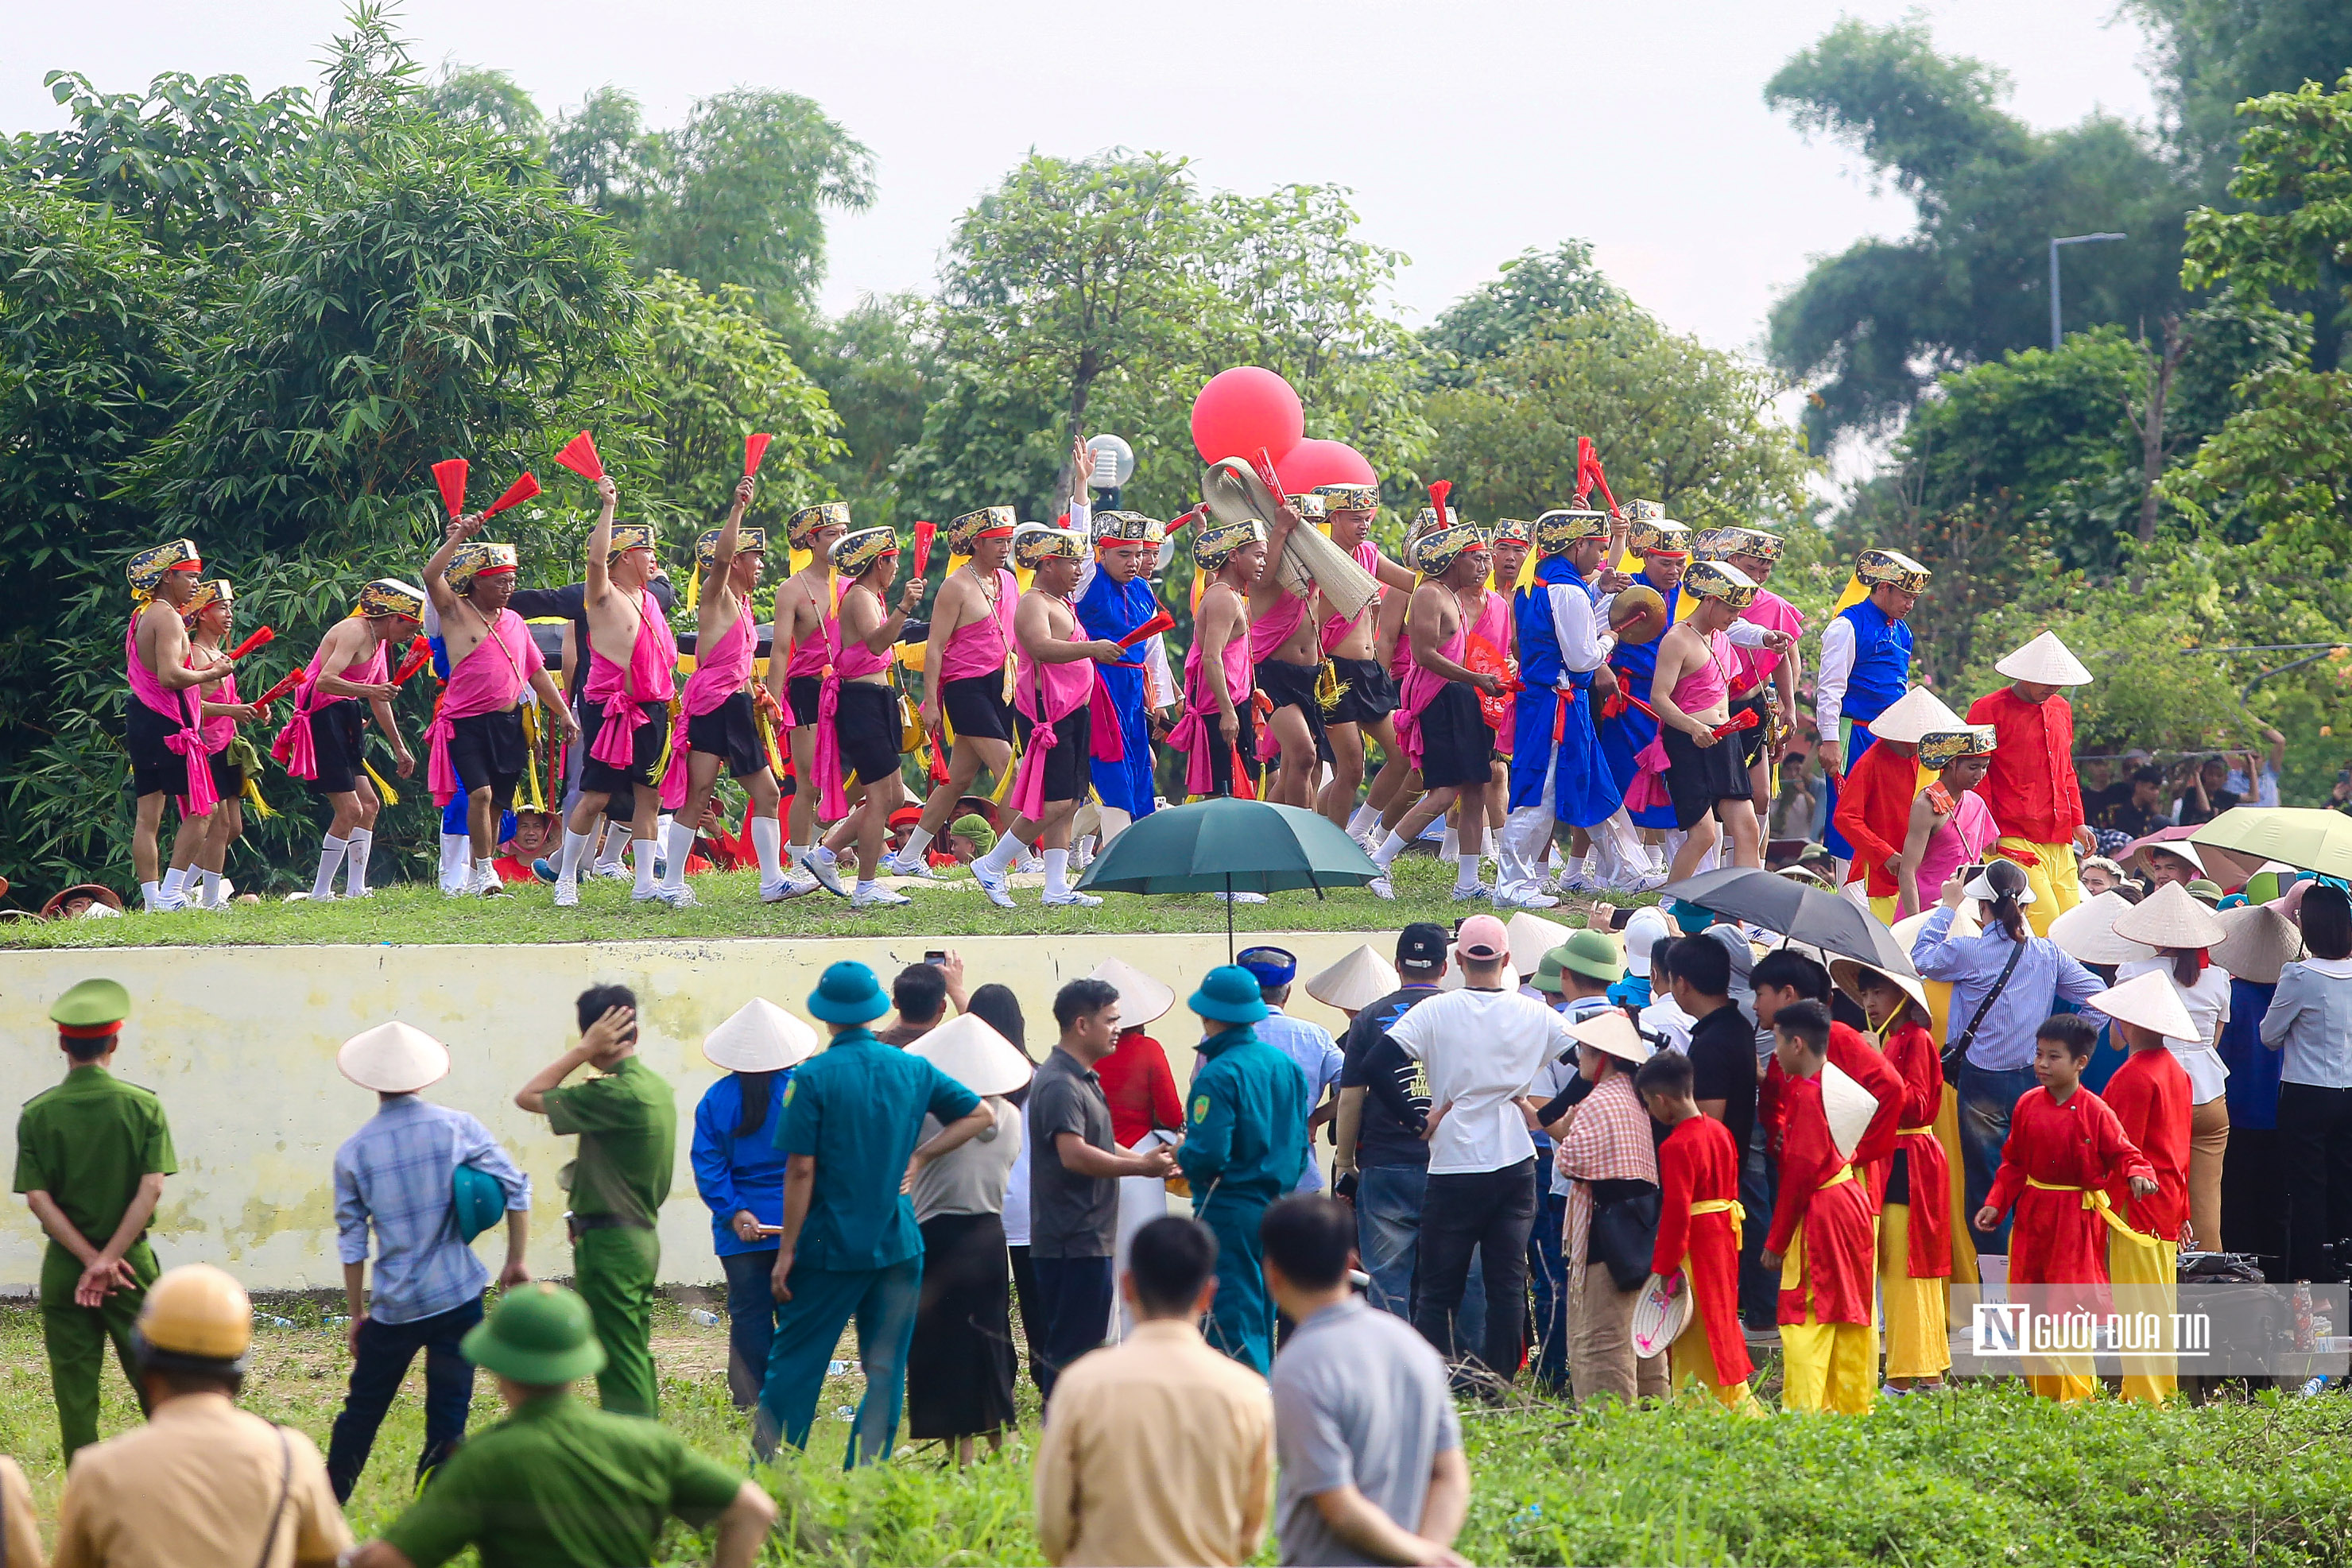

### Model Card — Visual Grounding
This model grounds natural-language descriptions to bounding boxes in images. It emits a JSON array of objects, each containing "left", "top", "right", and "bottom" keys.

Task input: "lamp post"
[
  {"left": 2049, "top": 233, "right": 2127, "bottom": 349},
  {"left": 1084, "top": 432, "right": 1135, "bottom": 511}
]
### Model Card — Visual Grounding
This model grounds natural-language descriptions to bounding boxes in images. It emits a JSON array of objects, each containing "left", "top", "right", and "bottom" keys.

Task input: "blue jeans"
[
  {"left": 1959, "top": 1062, "right": 2039, "bottom": 1254},
  {"left": 721, "top": 1249, "right": 781, "bottom": 1409},
  {"left": 325, "top": 1295, "right": 482, "bottom": 1503},
  {"left": 1356, "top": 1164, "right": 1485, "bottom": 1354},
  {"left": 1526, "top": 1183, "right": 1571, "bottom": 1392},
  {"left": 756, "top": 1257, "right": 922, "bottom": 1467}
]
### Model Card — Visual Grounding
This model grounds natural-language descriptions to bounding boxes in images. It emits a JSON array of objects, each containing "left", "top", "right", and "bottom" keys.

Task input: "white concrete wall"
[{"left": 2, "top": 933, "right": 1379, "bottom": 1291}]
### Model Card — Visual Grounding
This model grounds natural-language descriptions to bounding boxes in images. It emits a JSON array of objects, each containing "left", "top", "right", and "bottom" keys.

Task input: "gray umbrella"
[{"left": 1658, "top": 866, "right": 1919, "bottom": 978}]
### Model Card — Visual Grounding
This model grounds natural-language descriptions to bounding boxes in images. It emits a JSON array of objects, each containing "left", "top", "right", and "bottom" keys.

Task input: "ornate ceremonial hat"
[
  {"left": 1627, "top": 512, "right": 1691, "bottom": 556},
  {"left": 1917, "top": 725, "right": 1997, "bottom": 771},
  {"left": 1695, "top": 525, "right": 1783, "bottom": 566},
  {"left": 1856, "top": 548, "right": 1931, "bottom": 594},
  {"left": 1013, "top": 524, "right": 1084, "bottom": 568},
  {"left": 128, "top": 539, "right": 202, "bottom": 597},
  {"left": 1994, "top": 629, "right": 2094, "bottom": 686},
  {"left": 695, "top": 527, "right": 766, "bottom": 570},
  {"left": 1492, "top": 517, "right": 1532, "bottom": 547},
  {"left": 947, "top": 506, "right": 1017, "bottom": 553},
  {"left": 359, "top": 579, "right": 428, "bottom": 620},
  {"left": 831, "top": 527, "right": 900, "bottom": 575},
  {"left": 702, "top": 998, "right": 819, "bottom": 1074},
  {"left": 180, "top": 579, "right": 234, "bottom": 622},
  {"left": 1303, "top": 945, "right": 1397, "bottom": 1012},
  {"left": 1866, "top": 684, "right": 1967, "bottom": 745},
  {"left": 1091, "top": 510, "right": 1164, "bottom": 547},
  {"left": 1409, "top": 505, "right": 1444, "bottom": 536},
  {"left": 1284, "top": 493, "right": 1328, "bottom": 522},
  {"left": 1236, "top": 945, "right": 1300, "bottom": 985},
  {"left": 1195, "top": 517, "right": 1266, "bottom": 571},
  {"left": 337, "top": 1021, "right": 450, "bottom": 1094},
  {"left": 1315, "top": 482, "right": 1378, "bottom": 513},
  {"left": 448, "top": 541, "right": 517, "bottom": 590},
  {"left": 788, "top": 501, "right": 851, "bottom": 547},
  {"left": 909, "top": 1013, "right": 1034, "bottom": 1098},
  {"left": 1534, "top": 509, "right": 1609, "bottom": 554},
  {"left": 604, "top": 523, "right": 656, "bottom": 561},
  {"left": 1412, "top": 523, "right": 1490, "bottom": 575},
  {"left": 1680, "top": 559, "right": 1758, "bottom": 608}
]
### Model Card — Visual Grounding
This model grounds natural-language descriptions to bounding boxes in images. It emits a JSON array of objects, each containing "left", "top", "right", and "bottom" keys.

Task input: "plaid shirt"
[
  {"left": 1553, "top": 1070, "right": 1658, "bottom": 1276},
  {"left": 334, "top": 1095, "right": 530, "bottom": 1325}
]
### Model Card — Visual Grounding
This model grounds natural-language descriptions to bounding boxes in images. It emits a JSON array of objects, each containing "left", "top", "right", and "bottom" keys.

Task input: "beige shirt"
[
  {"left": 4, "top": 1455, "right": 44, "bottom": 1568},
  {"left": 51, "top": 1394, "right": 349, "bottom": 1568},
  {"left": 1033, "top": 1318, "right": 1273, "bottom": 1566}
]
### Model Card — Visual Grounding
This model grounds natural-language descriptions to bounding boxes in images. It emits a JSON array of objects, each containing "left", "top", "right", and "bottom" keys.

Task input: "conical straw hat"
[
  {"left": 1820, "top": 1059, "right": 1877, "bottom": 1161},
  {"left": 338, "top": 1021, "right": 449, "bottom": 1094},
  {"left": 1304, "top": 944, "right": 1399, "bottom": 1013},
  {"left": 2048, "top": 891, "right": 2158, "bottom": 966},
  {"left": 1994, "top": 629, "right": 2094, "bottom": 686},
  {"left": 1088, "top": 957, "right": 1174, "bottom": 1029},
  {"left": 1893, "top": 904, "right": 1978, "bottom": 947},
  {"left": 1867, "top": 686, "right": 1968, "bottom": 745},
  {"left": 909, "top": 1012, "right": 1034, "bottom": 1097},
  {"left": 2211, "top": 903, "right": 2305, "bottom": 985},
  {"left": 702, "top": 998, "right": 819, "bottom": 1074},
  {"left": 1565, "top": 1010, "right": 1653, "bottom": 1066},
  {"left": 1505, "top": 912, "right": 1574, "bottom": 976},
  {"left": 1828, "top": 956, "right": 1931, "bottom": 1020},
  {"left": 2110, "top": 881, "right": 2228, "bottom": 950},
  {"left": 2095, "top": 969, "right": 2199, "bottom": 1041}
]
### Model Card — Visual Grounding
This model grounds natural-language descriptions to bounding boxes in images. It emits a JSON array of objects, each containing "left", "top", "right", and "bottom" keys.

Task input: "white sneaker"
[
  {"left": 880, "top": 850, "right": 939, "bottom": 880},
  {"left": 472, "top": 869, "right": 510, "bottom": 896},
  {"left": 1211, "top": 891, "right": 1268, "bottom": 904},
  {"left": 762, "top": 873, "right": 816, "bottom": 903},
  {"left": 1041, "top": 889, "right": 1102, "bottom": 908},
  {"left": 1451, "top": 884, "right": 1494, "bottom": 904},
  {"left": 633, "top": 885, "right": 698, "bottom": 908},
  {"left": 591, "top": 861, "right": 630, "bottom": 882},
  {"left": 852, "top": 883, "right": 913, "bottom": 908},
  {"left": 552, "top": 880, "right": 579, "bottom": 908},
  {"left": 1367, "top": 875, "right": 1395, "bottom": 900},
  {"left": 971, "top": 861, "right": 1017, "bottom": 909},
  {"left": 1014, "top": 850, "right": 1045, "bottom": 875},
  {"left": 1495, "top": 890, "right": 1560, "bottom": 911},
  {"left": 798, "top": 849, "right": 848, "bottom": 898}
]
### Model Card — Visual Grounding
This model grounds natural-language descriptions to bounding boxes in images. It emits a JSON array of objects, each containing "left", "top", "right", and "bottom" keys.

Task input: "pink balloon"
[
  {"left": 1273, "top": 438, "right": 1378, "bottom": 493},
  {"left": 1191, "top": 366, "right": 1305, "bottom": 467}
]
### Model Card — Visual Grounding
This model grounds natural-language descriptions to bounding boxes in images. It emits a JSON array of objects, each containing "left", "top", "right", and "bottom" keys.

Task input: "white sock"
[
  {"left": 1045, "top": 848, "right": 1071, "bottom": 897},
  {"left": 1439, "top": 823, "right": 1459, "bottom": 861},
  {"left": 200, "top": 869, "right": 223, "bottom": 906},
  {"left": 161, "top": 866, "right": 188, "bottom": 900},
  {"left": 140, "top": 881, "right": 163, "bottom": 911},
  {"left": 814, "top": 842, "right": 839, "bottom": 867},
  {"left": 789, "top": 841, "right": 815, "bottom": 868},
  {"left": 1458, "top": 852, "right": 1486, "bottom": 891},
  {"left": 558, "top": 828, "right": 593, "bottom": 885},
  {"left": 897, "top": 824, "right": 935, "bottom": 865},
  {"left": 662, "top": 819, "right": 696, "bottom": 890},
  {"left": 977, "top": 831, "right": 1026, "bottom": 876},
  {"left": 1566, "top": 854, "right": 1587, "bottom": 883},
  {"left": 634, "top": 844, "right": 657, "bottom": 895},
  {"left": 312, "top": 837, "right": 347, "bottom": 900},
  {"left": 1371, "top": 830, "right": 1408, "bottom": 870},
  {"left": 344, "top": 827, "right": 372, "bottom": 895},
  {"left": 1347, "top": 803, "right": 1380, "bottom": 837},
  {"left": 1074, "top": 834, "right": 1096, "bottom": 865},
  {"left": 751, "top": 816, "right": 786, "bottom": 883},
  {"left": 595, "top": 827, "right": 626, "bottom": 872},
  {"left": 855, "top": 878, "right": 878, "bottom": 896}
]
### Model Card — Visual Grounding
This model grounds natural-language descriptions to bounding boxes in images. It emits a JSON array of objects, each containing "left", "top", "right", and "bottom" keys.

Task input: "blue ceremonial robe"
[
  {"left": 1075, "top": 568, "right": 1161, "bottom": 820},
  {"left": 1596, "top": 568, "right": 1682, "bottom": 830},
  {"left": 1509, "top": 556, "right": 1620, "bottom": 828},
  {"left": 1821, "top": 598, "right": 1914, "bottom": 859}
]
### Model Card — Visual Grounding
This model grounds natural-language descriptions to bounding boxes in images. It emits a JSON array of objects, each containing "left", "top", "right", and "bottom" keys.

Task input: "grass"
[
  {"left": 0, "top": 850, "right": 1603, "bottom": 950},
  {"left": 4, "top": 1295, "right": 2350, "bottom": 1566}
]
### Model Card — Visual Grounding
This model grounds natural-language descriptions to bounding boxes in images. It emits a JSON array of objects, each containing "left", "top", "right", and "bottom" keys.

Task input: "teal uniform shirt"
[
  {"left": 773, "top": 1028, "right": 981, "bottom": 1272},
  {"left": 1177, "top": 1026, "right": 1309, "bottom": 1375}
]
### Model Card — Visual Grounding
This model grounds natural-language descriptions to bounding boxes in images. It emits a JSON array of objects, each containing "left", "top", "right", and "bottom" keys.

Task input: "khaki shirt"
[
  {"left": 3, "top": 1454, "right": 44, "bottom": 1568},
  {"left": 51, "top": 1394, "right": 348, "bottom": 1568},
  {"left": 1033, "top": 1319, "right": 1273, "bottom": 1566}
]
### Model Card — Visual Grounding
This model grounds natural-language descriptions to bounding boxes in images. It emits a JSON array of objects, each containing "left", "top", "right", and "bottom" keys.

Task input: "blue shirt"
[
  {"left": 334, "top": 1096, "right": 531, "bottom": 1326},
  {"left": 691, "top": 1071, "right": 794, "bottom": 1257},
  {"left": 1909, "top": 905, "right": 2108, "bottom": 1071},
  {"left": 1259, "top": 1007, "right": 1343, "bottom": 1193},
  {"left": 773, "top": 1028, "right": 981, "bottom": 1272}
]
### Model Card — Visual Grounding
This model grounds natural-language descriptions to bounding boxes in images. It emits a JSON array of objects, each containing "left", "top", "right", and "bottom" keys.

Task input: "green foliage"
[
  {"left": 424, "top": 64, "right": 546, "bottom": 151},
  {"left": 793, "top": 292, "right": 942, "bottom": 527},
  {"left": 1423, "top": 238, "right": 1625, "bottom": 383},
  {"left": 2126, "top": 0, "right": 2352, "bottom": 203}
]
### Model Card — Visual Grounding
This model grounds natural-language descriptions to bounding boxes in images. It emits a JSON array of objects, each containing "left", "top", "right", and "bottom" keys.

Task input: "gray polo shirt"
[
  {"left": 1026, "top": 1047, "right": 1118, "bottom": 1258},
  {"left": 1270, "top": 1295, "right": 1462, "bottom": 1566}
]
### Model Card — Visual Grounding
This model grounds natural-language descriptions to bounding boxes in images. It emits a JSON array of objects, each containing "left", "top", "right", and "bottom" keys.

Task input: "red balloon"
[
  {"left": 1191, "top": 366, "right": 1305, "bottom": 467},
  {"left": 1273, "top": 438, "right": 1378, "bottom": 494}
]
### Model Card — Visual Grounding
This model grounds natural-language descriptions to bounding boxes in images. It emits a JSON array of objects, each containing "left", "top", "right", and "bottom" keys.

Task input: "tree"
[
  {"left": 792, "top": 292, "right": 942, "bottom": 527},
  {"left": 2125, "top": 0, "right": 2352, "bottom": 199},
  {"left": 424, "top": 64, "right": 544, "bottom": 150},
  {"left": 1423, "top": 238, "right": 1626, "bottom": 382}
]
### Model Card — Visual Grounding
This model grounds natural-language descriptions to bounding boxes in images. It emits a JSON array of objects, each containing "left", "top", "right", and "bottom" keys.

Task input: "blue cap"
[
  {"left": 1188, "top": 965, "right": 1270, "bottom": 1024},
  {"left": 808, "top": 961, "right": 889, "bottom": 1024},
  {"left": 1668, "top": 900, "right": 1715, "bottom": 935},
  {"left": 1234, "top": 946, "right": 1297, "bottom": 985}
]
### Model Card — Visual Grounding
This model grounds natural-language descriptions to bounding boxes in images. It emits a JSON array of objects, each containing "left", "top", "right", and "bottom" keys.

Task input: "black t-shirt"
[
  {"left": 1684, "top": 1003, "right": 1757, "bottom": 1166},
  {"left": 1339, "top": 985, "right": 1440, "bottom": 1171},
  {"left": 508, "top": 576, "right": 679, "bottom": 701}
]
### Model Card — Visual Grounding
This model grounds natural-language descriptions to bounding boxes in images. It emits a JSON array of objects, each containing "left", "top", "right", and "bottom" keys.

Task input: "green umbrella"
[
  {"left": 1076, "top": 797, "right": 1381, "bottom": 956},
  {"left": 2191, "top": 806, "right": 2352, "bottom": 880}
]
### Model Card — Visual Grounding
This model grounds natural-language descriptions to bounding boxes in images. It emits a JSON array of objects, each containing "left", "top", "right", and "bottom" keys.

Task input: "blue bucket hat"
[
  {"left": 808, "top": 961, "right": 889, "bottom": 1024},
  {"left": 1234, "top": 946, "right": 1297, "bottom": 986},
  {"left": 1189, "top": 965, "right": 1270, "bottom": 1024},
  {"left": 1668, "top": 900, "right": 1715, "bottom": 935}
]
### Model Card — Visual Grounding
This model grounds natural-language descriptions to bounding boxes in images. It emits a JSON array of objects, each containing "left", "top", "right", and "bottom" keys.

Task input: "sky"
[{"left": 6, "top": 0, "right": 2161, "bottom": 360}]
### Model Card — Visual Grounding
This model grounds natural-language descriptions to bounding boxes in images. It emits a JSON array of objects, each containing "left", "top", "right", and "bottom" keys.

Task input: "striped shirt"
[{"left": 334, "top": 1095, "right": 530, "bottom": 1325}]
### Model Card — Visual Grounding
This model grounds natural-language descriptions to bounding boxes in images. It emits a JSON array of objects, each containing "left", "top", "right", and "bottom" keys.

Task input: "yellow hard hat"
[{"left": 137, "top": 1264, "right": 254, "bottom": 1368}]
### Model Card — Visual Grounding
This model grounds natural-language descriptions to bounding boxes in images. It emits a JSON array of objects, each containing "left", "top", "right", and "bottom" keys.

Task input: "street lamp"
[{"left": 2049, "top": 233, "right": 2127, "bottom": 349}]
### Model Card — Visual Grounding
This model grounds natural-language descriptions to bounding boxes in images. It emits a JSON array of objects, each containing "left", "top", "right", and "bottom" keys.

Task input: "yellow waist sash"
[
  {"left": 1690, "top": 1197, "right": 1745, "bottom": 1249},
  {"left": 1897, "top": 1125, "right": 1935, "bottom": 1137},
  {"left": 2023, "top": 1176, "right": 2160, "bottom": 1252},
  {"left": 1820, "top": 1166, "right": 1855, "bottom": 1189}
]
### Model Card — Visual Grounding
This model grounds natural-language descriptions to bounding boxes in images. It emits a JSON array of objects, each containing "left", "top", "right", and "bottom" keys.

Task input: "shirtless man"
[
  {"left": 884, "top": 505, "right": 1019, "bottom": 877},
  {"left": 1175, "top": 518, "right": 1271, "bottom": 806},
  {"left": 1311, "top": 483, "right": 1421, "bottom": 838},
  {"left": 123, "top": 540, "right": 241, "bottom": 911},
  {"left": 1645, "top": 561, "right": 1789, "bottom": 881},
  {"left": 765, "top": 501, "right": 853, "bottom": 896},
  {"left": 967, "top": 526, "right": 1125, "bottom": 909},
  {"left": 1242, "top": 494, "right": 1315, "bottom": 807},
  {"left": 827, "top": 528, "right": 927, "bottom": 906},
  {"left": 422, "top": 521, "right": 577, "bottom": 896},
  {"left": 276, "top": 579, "right": 423, "bottom": 901}
]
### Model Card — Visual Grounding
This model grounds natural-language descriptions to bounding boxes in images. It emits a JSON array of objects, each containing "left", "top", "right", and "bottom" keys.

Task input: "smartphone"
[{"left": 925, "top": 950, "right": 947, "bottom": 966}]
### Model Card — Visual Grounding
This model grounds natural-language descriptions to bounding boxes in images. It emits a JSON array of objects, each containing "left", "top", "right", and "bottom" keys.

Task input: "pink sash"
[
  {"left": 192, "top": 658, "right": 240, "bottom": 755},
  {"left": 1006, "top": 605, "right": 1099, "bottom": 820},
  {"left": 1248, "top": 587, "right": 1308, "bottom": 661},
  {"left": 425, "top": 608, "right": 544, "bottom": 806},
  {"left": 1319, "top": 541, "right": 1382, "bottom": 653},
  {"left": 936, "top": 568, "right": 1019, "bottom": 684},
  {"left": 1732, "top": 590, "right": 1803, "bottom": 691},
  {"left": 271, "top": 631, "right": 386, "bottom": 783},
  {"left": 583, "top": 591, "right": 679, "bottom": 769},
  {"left": 1170, "top": 625, "right": 1254, "bottom": 796},
  {"left": 1627, "top": 629, "right": 1733, "bottom": 812},
  {"left": 657, "top": 608, "right": 758, "bottom": 808},
  {"left": 778, "top": 598, "right": 838, "bottom": 729},
  {"left": 1393, "top": 621, "right": 1467, "bottom": 770},
  {"left": 128, "top": 618, "right": 219, "bottom": 814},
  {"left": 814, "top": 618, "right": 891, "bottom": 819}
]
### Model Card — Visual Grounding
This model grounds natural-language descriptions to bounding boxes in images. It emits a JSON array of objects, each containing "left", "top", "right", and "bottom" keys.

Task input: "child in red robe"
[
  {"left": 2094, "top": 970, "right": 2195, "bottom": 1402},
  {"left": 1843, "top": 962, "right": 1951, "bottom": 1390},
  {"left": 1974, "top": 1013, "right": 2158, "bottom": 1402},
  {"left": 1636, "top": 1051, "right": 1757, "bottom": 1410},
  {"left": 1760, "top": 1001, "right": 1878, "bottom": 1414}
]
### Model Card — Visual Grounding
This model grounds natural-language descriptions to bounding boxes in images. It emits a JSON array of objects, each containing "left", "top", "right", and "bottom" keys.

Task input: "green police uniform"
[
  {"left": 544, "top": 1055, "right": 674, "bottom": 1417},
  {"left": 1176, "top": 1024, "right": 1308, "bottom": 1374},
  {"left": 13, "top": 1063, "right": 177, "bottom": 1459}
]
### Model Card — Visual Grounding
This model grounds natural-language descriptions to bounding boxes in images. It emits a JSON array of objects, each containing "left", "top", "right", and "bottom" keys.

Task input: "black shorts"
[
  {"left": 304, "top": 703, "right": 367, "bottom": 797},
  {"left": 1661, "top": 721, "right": 1754, "bottom": 830},
  {"left": 941, "top": 674, "right": 1014, "bottom": 744},
  {"left": 1013, "top": 706, "right": 1092, "bottom": 805},
  {"left": 447, "top": 709, "right": 525, "bottom": 800},
  {"left": 1325, "top": 654, "right": 1398, "bottom": 726},
  {"left": 835, "top": 683, "right": 905, "bottom": 787},
  {"left": 1729, "top": 689, "right": 1770, "bottom": 771},
  {"left": 207, "top": 751, "right": 244, "bottom": 803},
  {"left": 687, "top": 690, "right": 768, "bottom": 779},
  {"left": 1414, "top": 682, "right": 1494, "bottom": 789},
  {"left": 1254, "top": 657, "right": 1331, "bottom": 764},
  {"left": 578, "top": 695, "right": 669, "bottom": 795},
  {"left": 126, "top": 699, "right": 190, "bottom": 798},
  {"left": 786, "top": 674, "right": 823, "bottom": 731},
  {"left": 1203, "top": 706, "right": 1259, "bottom": 799}
]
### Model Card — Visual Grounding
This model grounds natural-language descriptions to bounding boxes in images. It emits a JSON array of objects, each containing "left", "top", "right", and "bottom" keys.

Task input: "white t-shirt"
[{"left": 1387, "top": 987, "right": 1576, "bottom": 1175}]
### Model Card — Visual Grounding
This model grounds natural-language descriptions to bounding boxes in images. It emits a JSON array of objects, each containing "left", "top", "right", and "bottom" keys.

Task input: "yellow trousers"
[
  {"left": 1780, "top": 1314, "right": 1876, "bottom": 1414},
  {"left": 1870, "top": 892, "right": 1898, "bottom": 924},
  {"left": 1668, "top": 1311, "right": 1762, "bottom": 1414},
  {"left": 1878, "top": 1203, "right": 1951, "bottom": 1380},
  {"left": 2110, "top": 1232, "right": 2180, "bottom": 1403},
  {"left": 1932, "top": 1084, "right": 1981, "bottom": 1287},
  {"left": 1994, "top": 836, "right": 2080, "bottom": 937}
]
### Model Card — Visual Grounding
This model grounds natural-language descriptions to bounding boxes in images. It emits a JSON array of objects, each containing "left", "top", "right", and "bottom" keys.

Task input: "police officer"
[
  {"left": 347, "top": 1284, "right": 777, "bottom": 1568},
  {"left": 50, "top": 1264, "right": 350, "bottom": 1568},
  {"left": 14, "top": 978, "right": 177, "bottom": 1460},
  {"left": 1176, "top": 966, "right": 1309, "bottom": 1373}
]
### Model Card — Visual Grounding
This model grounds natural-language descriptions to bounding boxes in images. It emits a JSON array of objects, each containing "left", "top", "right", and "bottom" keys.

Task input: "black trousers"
[
  {"left": 1413, "top": 1157, "right": 1536, "bottom": 1385},
  {"left": 1008, "top": 1243, "right": 1044, "bottom": 1393},
  {"left": 1029, "top": 1255, "right": 1113, "bottom": 1403},
  {"left": 2220, "top": 1125, "right": 2286, "bottom": 1277},
  {"left": 324, "top": 1296, "right": 482, "bottom": 1503},
  {"left": 2278, "top": 1083, "right": 2352, "bottom": 1283}
]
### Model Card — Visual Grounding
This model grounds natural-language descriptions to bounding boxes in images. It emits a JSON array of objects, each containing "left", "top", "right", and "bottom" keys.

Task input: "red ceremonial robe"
[
  {"left": 1651, "top": 1113, "right": 1754, "bottom": 1384},
  {"left": 1881, "top": 1018, "right": 1952, "bottom": 1277},
  {"left": 1984, "top": 1085, "right": 2154, "bottom": 1286},
  {"left": 1761, "top": 1023, "right": 1905, "bottom": 1206},
  {"left": 1767, "top": 1075, "right": 1877, "bottom": 1326},
  {"left": 1833, "top": 739, "right": 1919, "bottom": 900},
  {"left": 2102, "top": 1047, "right": 2192, "bottom": 1243}
]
